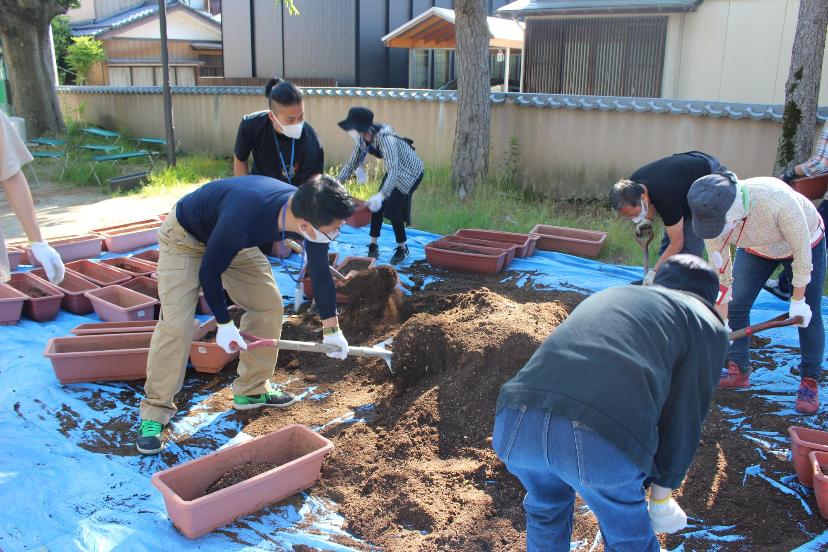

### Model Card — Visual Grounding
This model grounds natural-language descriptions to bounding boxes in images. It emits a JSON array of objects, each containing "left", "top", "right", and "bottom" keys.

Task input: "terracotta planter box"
[
  {"left": 190, "top": 318, "right": 239, "bottom": 373},
  {"left": 425, "top": 242, "right": 507, "bottom": 274},
  {"left": 793, "top": 174, "right": 828, "bottom": 201},
  {"left": 151, "top": 424, "right": 334, "bottom": 539},
  {"left": 133, "top": 249, "right": 160, "bottom": 263},
  {"left": 345, "top": 202, "right": 372, "bottom": 228},
  {"left": 24, "top": 234, "right": 103, "bottom": 265},
  {"left": 811, "top": 451, "right": 828, "bottom": 519},
  {"left": 788, "top": 426, "right": 828, "bottom": 487},
  {"left": 6, "top": 272, "right": 65, "bottom": 322},
  {"left": 121, "top": 276, "right": 161, "bottom": 318},
  {"left": 71, "top": 320, "right": 159, "bottom": 335},
  {"left": 43, "top": 332, "right": 152, "bottom": 384},
  {"left": 30, "top": 268, "right": 99, "bottom": 315},
  {"left": 92, "top": 219, "right": 162, "bottom": 253},
  {"left": 336, "top": 255, "right": 377, "bottom": 277},
  {"left": 0, "top": 283, "right": 27, "bottom": 325},
  {"left": 6, "top": 246, "right": 24, "bottom": 271},
  {"left": 84, "top": 285, "right": 158, "bottom": 323},
  {"left": 530, "top": 224, "right": 608, "bottom": 258},
  {"left": 158, "top": 212, "right": 169, "bottom": 221},
  {"left": 299, "top": 253, "right": 341, "bottom": 300},
  {"left": 439, "top": 235, "right": 518, "bottom": 266},
  {"left": 65, "top": 260, "right": 131, "bottom": 287},
  {"left": 101, "top": 256, "right": 158, "bottom": 277},
  {"left": 454, "top": 229, "right": 540, "bottom": 258}
]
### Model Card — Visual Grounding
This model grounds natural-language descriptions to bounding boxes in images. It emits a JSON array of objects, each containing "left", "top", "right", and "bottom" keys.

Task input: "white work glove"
[
  {"left": 355, "top": 166, "right": 367, "bottom": 183},
  {"left": 642, "top": 269, "right": 656, "bottom": 286},
  {"left": 216, "top": 321, "right": 247, "bottom": 354},
  {"left": 648, "top": 496, "right": 687, "bottom": 534},
  {"left": 322, "top": 328, "right": 349, "bottom": 360},
  {"left": 29, "top": 242, "right": 65, "bottom": 284},
  {"left": 790, "top": 297, "right": 813, "bottom": 328},
  {"left": 293, "top": 282, "right": 304, "bottom": 313},
  {"left": 724, "top": 320, "right": 733, "bottom": 345},
  {"left": 366, "top": 193, "right": 384, "bottom": 213}
]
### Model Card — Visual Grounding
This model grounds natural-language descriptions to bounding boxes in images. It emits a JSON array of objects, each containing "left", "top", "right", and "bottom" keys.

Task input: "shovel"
[
  {"left": 728, "top": 313, "right": 803, "bottom": 341},
  {"left": 239, "top": 332, "right": 394, "bottom": 371},
  {"left": 634, "top": 225, "right": 655, "bottom": 279}
]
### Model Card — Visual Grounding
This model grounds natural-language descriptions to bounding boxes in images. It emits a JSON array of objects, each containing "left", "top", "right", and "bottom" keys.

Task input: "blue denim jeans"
[
  {"left": 729, "top": 237, "right": 826, "bottom": 380},
  {"left": 493, "top": 405, "right": 659, "bottom": 552},
  {"left": 658, "top": 214, "right": 705, "bottom": 258}
]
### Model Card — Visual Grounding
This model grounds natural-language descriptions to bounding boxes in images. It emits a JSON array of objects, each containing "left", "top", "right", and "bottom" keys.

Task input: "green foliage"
[
  {"left": 57, "top": 0, "right": 81, "bottom": 8},
  {"left": 66, "top": 36, "right": 105, "bottom": 85},
  {"left": 51, "top": 15, "right": 72, "bottom": 85},
  {"left": 274, "top": 0, "right": 300, "bottom": 16}
]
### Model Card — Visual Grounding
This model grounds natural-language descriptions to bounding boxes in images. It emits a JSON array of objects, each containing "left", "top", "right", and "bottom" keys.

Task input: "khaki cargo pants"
[{"left": 140, "top": 209, "right": 282, "bottom": 424}]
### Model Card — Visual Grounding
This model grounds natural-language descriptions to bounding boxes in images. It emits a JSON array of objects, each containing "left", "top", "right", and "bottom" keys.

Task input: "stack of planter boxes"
[{"left": 425, "top": 229, "right": 540, "bottom": 274}]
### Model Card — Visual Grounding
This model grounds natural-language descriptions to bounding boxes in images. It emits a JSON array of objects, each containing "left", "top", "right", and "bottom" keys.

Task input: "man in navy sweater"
[
  {"left": 137, "top": 174, "right": 355, "bottom": 455},
  {"left": 494, "top": 255, "right": 729, "bottom": 551}
]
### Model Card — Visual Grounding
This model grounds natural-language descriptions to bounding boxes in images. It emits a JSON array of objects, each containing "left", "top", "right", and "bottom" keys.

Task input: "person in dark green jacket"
[{"left": 493, "top": 254, "right": 729, "bottom": 552}]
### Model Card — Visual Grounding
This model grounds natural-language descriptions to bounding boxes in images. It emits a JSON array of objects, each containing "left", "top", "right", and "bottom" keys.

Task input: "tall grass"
[{"left": 133, "top": 155, "right": 232, "bottom": 196}]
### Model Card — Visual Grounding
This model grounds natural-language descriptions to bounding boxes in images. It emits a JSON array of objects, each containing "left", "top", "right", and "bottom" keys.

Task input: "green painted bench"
[{"left": 88, "top": 150, "right": 157, "bottom": 186}]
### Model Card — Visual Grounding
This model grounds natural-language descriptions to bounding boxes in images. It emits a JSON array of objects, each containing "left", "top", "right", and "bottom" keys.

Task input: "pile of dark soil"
[
  {"left": 204, "top": 462, "right": 278, "bottom": 495},
  {"left": 337, "top": 265, "right": 402, "bottom": 340}
]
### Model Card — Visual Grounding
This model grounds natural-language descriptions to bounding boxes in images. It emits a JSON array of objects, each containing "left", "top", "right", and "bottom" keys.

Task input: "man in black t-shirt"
[{"left": 609, "top": 151, "right": 725, "bottom": 284}]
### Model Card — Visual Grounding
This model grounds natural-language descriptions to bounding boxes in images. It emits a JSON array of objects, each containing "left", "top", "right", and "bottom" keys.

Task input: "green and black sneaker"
[
  {"left": 233, "top": 388, "right": 299, "bottom": 410},
  {"left": 136, "top": 420, "right": 165, "bottom": 455}
]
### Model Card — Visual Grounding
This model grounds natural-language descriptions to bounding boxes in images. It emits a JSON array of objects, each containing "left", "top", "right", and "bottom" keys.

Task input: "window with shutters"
[{"left": 524, "top": 16, "right": 668, "bottom": 97}]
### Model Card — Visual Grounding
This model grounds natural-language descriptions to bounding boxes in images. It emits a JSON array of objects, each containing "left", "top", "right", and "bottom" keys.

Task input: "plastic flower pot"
[
  {"left": 6, "top": 246, "right": 24, "bottom": 271},
  {"left": 70, "top": 320, "right": 160, "bottom": 335},
  {"left": 151, "top": 424, "right": 334, "bottom": 539},
  {"left": 530, "top": 224, "right": 608, "bottom": 258},
  {"left": 6, "top": 272, "right": 65, "bottom": 322},
  {"left": 24, "top": 234, "right": 103, "bottom": 265},
  {"left": 439, "top": 235, "right": 518, "bottom": 266},
  {"left": 121, "top": 276, "right": 161, "bottom": 318},
  {"left": 788, "top": 426, "right": 828, "bottom": 486},
  {"left": 43, "top": 332, "right": 153, "bottom": 384},
  {"left": 101, "top": 256, "right": 158, "bottom": 277},
  {"left": 811, "top": 450, "right": 828, "bottom": 519},
  {"left": 133, "top": 249, "right": 160, "bottom": 263},
  {"left": 0, "top": 283, "right": 28, "bottom": 325},
  {"left": 345, "top": 202, "right": 372, "bottom": 228},
  {"left": 92, "top": 219, "right": 162, "bottom": 253},
  {"left": 84, "top": 285, "right": 158, "bottom": 323},
  {"left": 454, "top": 229, "right": 540, "bottom": 258},
  {"left": 65, "top": 260, "right": 132, "bottom": 287},
  {"left": 30, "top": 268, "right": 99, "bottom": 315},
  {"left": 425, "top": 242, "right": 507, "bottom": 274},
  {"left": 793, "top": 174, "right": 828, "bottom": 201},
  {"left": 190, "top": 318, "right": 240, "bottom": 373}
]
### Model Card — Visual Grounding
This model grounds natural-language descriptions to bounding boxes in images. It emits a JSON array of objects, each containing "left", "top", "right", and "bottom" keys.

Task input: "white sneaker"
[{"left": 648, "top": 497, "right": 687, "bottom": 534}]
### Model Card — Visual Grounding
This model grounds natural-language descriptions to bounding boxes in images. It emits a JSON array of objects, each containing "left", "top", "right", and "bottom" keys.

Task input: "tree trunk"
[
  {"left": 451, "top": 0, "right": 491, "bottom": 199},
  {"left": 774, "top": 0, "right": 828, "bottom": 174},
  {"left": 0, "top": 1, "right": 68, "bottom": 136}
]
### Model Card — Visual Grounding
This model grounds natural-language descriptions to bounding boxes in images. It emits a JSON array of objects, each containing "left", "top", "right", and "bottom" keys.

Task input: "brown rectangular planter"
[
  {"left": 453, "top": 229, "right": 539, "bottom": 258},
  {"left": 6, "top": 272, "right": 65, "bottom": 322},
  {"left": 121, "top": 276, "right": 161, "bottom": 318},
  {"left": 71, "top": 320, "right": 159, "bottom": 335},
  {"left": 0, "top": 283, "right": 28, "bottom": 325},
  {"left": 439, "top": 235, "right": 518, "bottom": 266},
  {"left": 151, "top": 424, "right": 334, "bottom": 539},
  {"left": 792, "top": 173, "right": 828, "bottom": 201},
  {"left": 101, "top": 256, "right": 158, "bottom": 277},
  {"left": 30, "top": 268, "right": 99, "bottom": 315},
  {"left": 336, "top": 255, "right": 376, "bottom": 276},
  {"left": 789, "top": 426, "right": 828, "bottom": 487},
  {"left": 530, "top": 224, "right": 608, "bottom": 258},
  {"left": 65, "top": 260, "right": 131, "bottom": 287},
  {"left": 24, "top": 234, "right": 103, "bottom": 265},
  {"left": 92, "top": 219, "right": 162, "bottom": 253},
  {"left": 6, "top": 246, "right": 24, "bottom": 271},
  {"left": 84, "top": 285, "right": 158, "bottom": 323},
  {"left": 810, "top": 451, "right": 828, "bottom": 519},
  {"left": 133, "top": 249, "right": 160, "bottom": 263},
  {"left": 43, "top": 332, "right": 152, "bottom": 384},
  {"left": 158, "top": 212, "right": 169, "bottom": 221},
  {"left": 190, "top": 318, "right": 239, "bottom": 373},
  {"left": 425, "top": 242, "right": 507, "bottom": 274},
  {"left": 299, "top": 253, "right": 341, "bottom": 300}
]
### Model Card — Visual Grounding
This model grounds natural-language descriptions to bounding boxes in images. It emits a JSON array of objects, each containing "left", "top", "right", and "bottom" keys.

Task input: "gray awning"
[{"left": 498, "top": 0, "right": 703, "bottom": 16}]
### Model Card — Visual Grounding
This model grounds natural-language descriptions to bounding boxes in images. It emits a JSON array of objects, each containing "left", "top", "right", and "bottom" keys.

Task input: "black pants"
[{"left": 369, "top": 172, "right": 423, "bottom": 243}]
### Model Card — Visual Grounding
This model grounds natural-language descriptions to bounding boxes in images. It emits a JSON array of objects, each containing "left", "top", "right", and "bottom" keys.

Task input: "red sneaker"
[
  {"left": 796, "top": 377, "right": 819, "bottom": 415},
  {"left": 719, "top": 361, "right": 751, "bottom": 389}
]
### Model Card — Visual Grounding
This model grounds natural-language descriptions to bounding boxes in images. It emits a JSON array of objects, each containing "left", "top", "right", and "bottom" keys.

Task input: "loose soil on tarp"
[
  {"left": 8, "top": 283, "right": 49, "bottom": 298},
  {"left": 204, "top": 462, "right": 279, "bottom": 496}
]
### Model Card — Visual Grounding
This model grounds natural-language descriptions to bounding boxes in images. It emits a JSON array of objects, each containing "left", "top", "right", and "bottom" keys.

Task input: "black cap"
[
  {"left": 687, "top": 173, "right": 737, "bottom": 239},
  {"left": 338, "top": 107, "right": 374, "bottom": 133},
  {"left": 653, "top": 254, "right": 719, "bottom": 306}
]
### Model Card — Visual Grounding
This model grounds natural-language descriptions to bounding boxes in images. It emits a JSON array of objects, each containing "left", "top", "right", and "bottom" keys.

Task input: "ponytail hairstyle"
[{"left": 265, "top": 77, "right": 303, "bottom": 111}]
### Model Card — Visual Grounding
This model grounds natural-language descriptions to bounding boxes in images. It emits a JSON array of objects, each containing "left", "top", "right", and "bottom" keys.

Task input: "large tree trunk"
[
  {"left": 0, "top": 0, "right": 68, "bottom": 136},
  {"left": 774, "top": 0, "right": 828, "bottom": 174},
  {"left": 451, "top": 0, "right": 491, "bottom": 199}
]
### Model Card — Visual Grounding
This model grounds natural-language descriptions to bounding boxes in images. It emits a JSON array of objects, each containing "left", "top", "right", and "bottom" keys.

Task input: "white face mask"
[
  {"left": 299, "top": 224, "right": 332, "bottom": 244},
  {"left": 629, "top": 199, "right": 648, "bottom": 224},
  {"left": 348, "top": 129, "right": 361, "bottom": 141},
  {"left": 278, "top": 120, "right": 304, "bottom": 140}
]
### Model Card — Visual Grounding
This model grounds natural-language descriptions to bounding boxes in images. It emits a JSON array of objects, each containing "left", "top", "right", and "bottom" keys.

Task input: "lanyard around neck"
[
  {"left": 273, "top": 129, "right": 296, "bottom": 184},
  {"left": 278, "top": 202, "right": 304, "bottom": 283}
]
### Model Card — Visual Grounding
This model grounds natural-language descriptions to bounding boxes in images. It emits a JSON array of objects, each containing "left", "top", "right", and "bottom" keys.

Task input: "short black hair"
[
  {"left": 609, "top": 179, "right": 645, "bottom": 211},
  {"left": 653, "top": 254, "right": 720, "bottom": 307},
  {"left": 291, "top": 175, "right": 355, "bottom": 227},
  {"left": 265, "top": 77, "right": 303, "bottom": 109}
]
